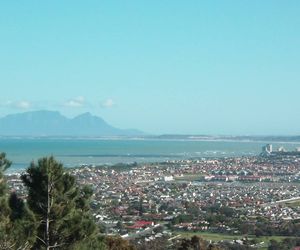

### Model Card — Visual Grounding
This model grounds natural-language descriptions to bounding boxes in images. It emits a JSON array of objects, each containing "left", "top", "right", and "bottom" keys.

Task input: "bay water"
[{"left": 1, "top": 138, "right": 299, "bottom": 172}]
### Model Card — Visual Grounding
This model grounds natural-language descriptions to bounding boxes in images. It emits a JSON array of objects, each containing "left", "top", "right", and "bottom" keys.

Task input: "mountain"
[{"left": 0, "top": 110, "right": 144, "bottom": 137}]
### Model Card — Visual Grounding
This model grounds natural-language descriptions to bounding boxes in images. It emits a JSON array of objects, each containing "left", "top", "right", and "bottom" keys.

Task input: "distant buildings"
[
  {"left": 278, "top": 146, "right": 286, "bottom": 152},
  {"left": 163, "top": 176, "right": 174, "bottom": 182},
  {"left": 262, "top": 144, "right": 273, "bottom": 155},
  {"left": 261, "top": 144, "right": 300, "bottom": 156}
]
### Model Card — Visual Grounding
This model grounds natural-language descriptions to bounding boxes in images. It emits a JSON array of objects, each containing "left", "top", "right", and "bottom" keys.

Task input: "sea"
[{"left": 1, "top": 138, "right": 300, "bottom": 172}]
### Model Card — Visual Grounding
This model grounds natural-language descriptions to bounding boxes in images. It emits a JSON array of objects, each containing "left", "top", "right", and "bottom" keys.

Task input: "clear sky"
[{"left": 0, "top": 1, "right": 299, "bottom": 135}]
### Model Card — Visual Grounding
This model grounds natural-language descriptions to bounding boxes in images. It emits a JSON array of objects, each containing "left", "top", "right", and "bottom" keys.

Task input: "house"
[{"left": 127, "top": 220, "right": 154, "bottom": 229}]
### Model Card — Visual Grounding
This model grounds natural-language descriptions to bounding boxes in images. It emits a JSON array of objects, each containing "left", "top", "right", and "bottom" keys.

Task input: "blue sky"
[{"left": 0, "top": 1, "right": 300, "bottom": 135}]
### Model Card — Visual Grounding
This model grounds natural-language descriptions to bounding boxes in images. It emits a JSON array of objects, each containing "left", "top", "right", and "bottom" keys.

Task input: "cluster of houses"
[{"left": 6, "top": 152, "right": 300, "bottom": 245}]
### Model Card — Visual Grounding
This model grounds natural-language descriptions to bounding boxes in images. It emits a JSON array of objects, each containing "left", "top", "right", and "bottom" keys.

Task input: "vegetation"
[
  {"left": 174, "top": 174, "right": 204, "bottom": 182},
  {"left": 0, "top": 152, "right": 36, "bottom": 249},
  {"left": 268, "top": 237, "right": 300, "bottom": 250},
  {"left": 0, "top": 153, "right": 144, "bottom": 250},
  {"left": 21, "top": 156, "right": 105, "bottom": 249},
  {"left": 0, "top": 154, "right": 108, "bottom": 249},
  {"left": 176, "top": 235, "right": 221, "bottom": 250}
]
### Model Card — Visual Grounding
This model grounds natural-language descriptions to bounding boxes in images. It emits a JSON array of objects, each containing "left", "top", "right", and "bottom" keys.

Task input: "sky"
[{"left": 0, "top": 1, "right": 300, "bottom": 135}]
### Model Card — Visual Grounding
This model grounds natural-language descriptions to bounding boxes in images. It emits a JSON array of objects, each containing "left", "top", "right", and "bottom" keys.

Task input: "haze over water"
[{"left": 2, "top": 138, "right": 299, "bottom": 172}]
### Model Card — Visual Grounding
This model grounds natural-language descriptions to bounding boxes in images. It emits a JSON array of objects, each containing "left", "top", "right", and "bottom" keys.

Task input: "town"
[{"left": 6, "top": 145, "right": 300, "bottom": 249}]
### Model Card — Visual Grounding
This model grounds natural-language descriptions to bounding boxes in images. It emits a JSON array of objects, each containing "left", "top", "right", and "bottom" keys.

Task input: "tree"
[
  {"left": 0, "top": 153, "right": 12, "bottom": 249},
  {"left": 0, "top": 152, "right": 36, "bottom": 249},
  {"left": 133, "top": 237, "right": 169, "bottom": 250},
  {"left": 177, "top": 236, "right": 209, "bottom": 250},
  {"left": 21, "top": 156, "right": 104, "bottom": 250},
  {"left": 0, "top": 153, "right": 11, "bottom": 195},
  {"left": 105, "top": 236, "right": 136, "bottom": 250},
  {"left": 7, "top": 192, "right": 37, "bottom": 249}
]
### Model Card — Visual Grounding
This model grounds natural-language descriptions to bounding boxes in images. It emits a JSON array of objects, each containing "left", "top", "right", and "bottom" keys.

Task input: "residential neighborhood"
[{"left": 6, "top": 146, "right": 300, "bottom": 249}]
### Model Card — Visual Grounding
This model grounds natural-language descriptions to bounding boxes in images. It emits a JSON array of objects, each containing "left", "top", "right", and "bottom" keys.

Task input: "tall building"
[{"left": 262, "top": 144, "right": 273, "bottom": 155}]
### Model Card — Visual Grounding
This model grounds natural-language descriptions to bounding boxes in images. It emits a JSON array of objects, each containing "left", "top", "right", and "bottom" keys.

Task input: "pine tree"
[
  {"left": 21, "top": 156, "right": 105, "bottom": 250},
  {"left": 0, "top": 152, "right": 13, "bottom": 249},
  {"left": 8, "top": 192, "right": 37, "bottom": 249},
  {"left": 0, "top": 152, "right": 36, "bottom": 250}
]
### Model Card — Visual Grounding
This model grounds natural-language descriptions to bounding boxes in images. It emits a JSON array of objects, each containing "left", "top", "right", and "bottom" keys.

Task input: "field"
[
  {"left": 174, "top": 174, "right": 204, "bottom": 181},
  {"left": 177, "top": 231, "right": 294, "bottom": 249}
]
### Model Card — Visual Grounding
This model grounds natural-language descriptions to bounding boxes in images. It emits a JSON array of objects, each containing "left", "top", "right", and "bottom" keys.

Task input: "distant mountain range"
[
  {"left": 0, "top": 110, "right": 144, "bottom": 137},
  {"left": 1, "top": 111, "right": 299, "bottom": 142}
]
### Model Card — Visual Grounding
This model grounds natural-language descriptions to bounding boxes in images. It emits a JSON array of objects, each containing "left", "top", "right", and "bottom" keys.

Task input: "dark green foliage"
[
  {"left": 21, "top": 156, "right": 103, "bottom": 249},
  {"left": 172, "top": 214, "right": 194, "bottom": 224},
  {"left": 105, "top": 236, "right": 136, "bottom": 250},
  {"left": 73, "top": 235, "right": 106, "bottom": 250},
  {"left": 0, "top": 152, "right": 11, "bottom": 196},
  {"left": 268, "top": 237, "right": 300, "bottom": 250},
  {"left": 0, "top": 153, "right": 36, "bottom": 249},
  {"left": 176, "top": 235, "right": 218, "bottom": 250},
  {"left": 0, "top": 153, "right": 15, "bottom": 249},
  {"left": 8, "top": 193, "right": 37, "bottom": 249},
  {"left": 9, "top": 192, "right": 25, "bottom": 220},
  {"left": 0, "top": 191, "right": 11, "bottom": 249}
]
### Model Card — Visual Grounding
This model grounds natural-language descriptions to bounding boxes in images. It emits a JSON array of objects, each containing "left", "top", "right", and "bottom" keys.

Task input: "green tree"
[
  {"left": 0, "top": 152, "right": 36, "bottom": 249},
  {"left": 0, "top": 153, "right": 12, "bottom": 249},
  {"left": 8, "top": 192, "right": 37, "bottom": 249},
  {"left": 105, "top": 236, "right": 136, "bottom": 250},
  {"left": 177, "top": 235, "right": 209, "bottom": 250},
  {"left": 21, "top": 156, "right": 104, "bottom": 250}
]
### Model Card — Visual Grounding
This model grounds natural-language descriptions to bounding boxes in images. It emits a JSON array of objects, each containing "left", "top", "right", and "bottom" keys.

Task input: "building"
[{"left": 262, "top": 144, "right": 273, "bottom": 155}]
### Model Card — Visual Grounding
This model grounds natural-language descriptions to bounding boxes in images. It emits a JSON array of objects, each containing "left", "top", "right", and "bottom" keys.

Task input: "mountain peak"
[{"left": 73, "top": 112, "right": 94, "bottom": 120}]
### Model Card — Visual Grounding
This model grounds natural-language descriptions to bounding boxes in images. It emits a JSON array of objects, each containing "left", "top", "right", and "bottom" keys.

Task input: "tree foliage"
[
  {"left": 176, "top": 235, "right": 221, "bottom": 250},
  {"left": 105, "top": 236, "right": 136, "bottom": 250},
  {"left": 21, "top": 156, "right": 103, "bottom": 250},
  {"left": 0, "top": 153, "right": 12, "bottom": 249},
  {"left": 0, "top": 153, "right": 36, "bottom": 249}
]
